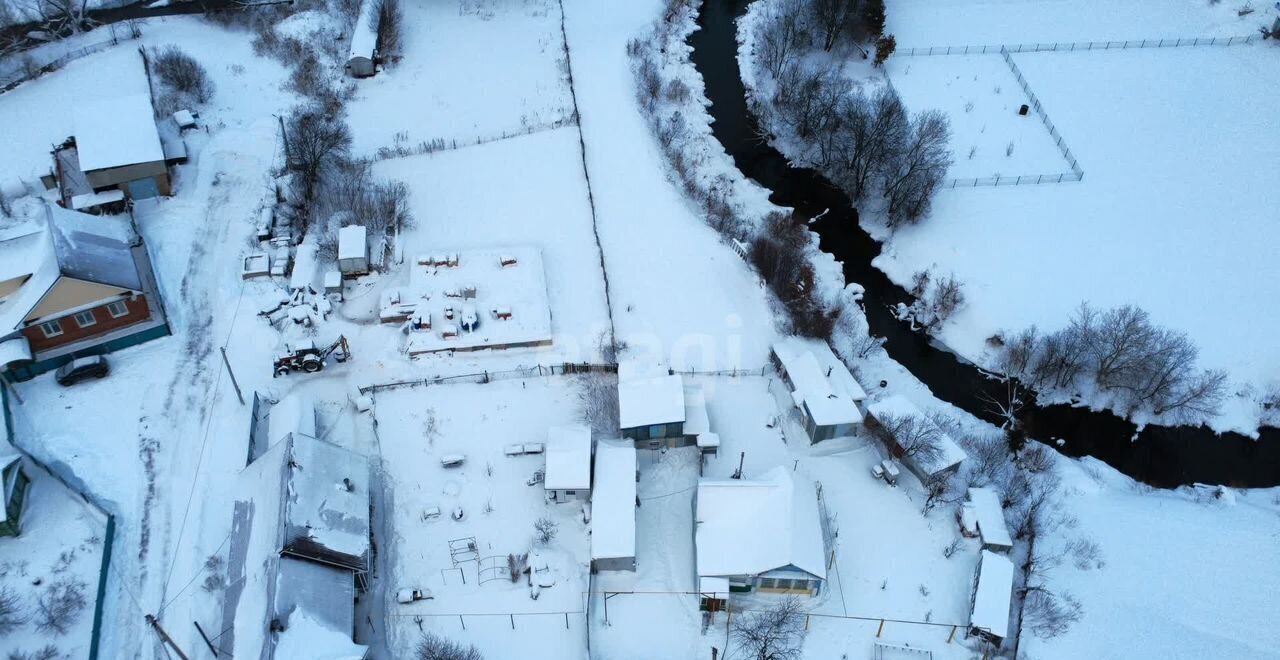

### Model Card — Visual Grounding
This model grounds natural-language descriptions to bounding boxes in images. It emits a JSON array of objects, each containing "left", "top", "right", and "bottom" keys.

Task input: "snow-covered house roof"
[
  {"left": 338, "top": 225, "right": 366, "bottom": 260},
  {"left": 682, "top": 384, "right": 710, "bottom": 436},
  {"left": 967, "top": 487, "right": 1012, "bottom": 550},
  {"left": 72, "top": 93, "right": 164, "bottom": 172},
  {"left": 223, "top": 435, "right": 371, "bottom": 659},
  {"left": 0, "top": 205, "right": 140, "bottom": 336},
  {"left": 348, "top": 0, "right": 379, "bottom": 62},
  {"left": 971, "top": 550, "right": 1014, "bottom": 640},
  {"left": 544, "top": 425, "right": 592, "bottom": 491},
  {"left": 590, "top": 440, "right": 636, "bottom": 561},
  {"left": 772, "top": 337, "right": 866, "bottom": 426},
  {"left": 266, "top": 393, "right": 318, "bottom": 448},
  {"left": 695, "top": 467, "right": 826, "bottom": 581},
  {"left": 618, "top": 361, "right": 685, "bottom": 429},
  {"left": 866, "top": 395, "right": 967, "bottom": 476},
  {"left": 272, "top": 557, "right": 367, "bottom": 660},
  {"left": 283, "top": 437, "right": 372, "bottom": 570}
]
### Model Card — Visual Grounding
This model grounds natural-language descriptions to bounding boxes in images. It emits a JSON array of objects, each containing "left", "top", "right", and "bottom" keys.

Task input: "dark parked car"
[{"left": 55, "top": 356, "right": 109, "bottom": 386}]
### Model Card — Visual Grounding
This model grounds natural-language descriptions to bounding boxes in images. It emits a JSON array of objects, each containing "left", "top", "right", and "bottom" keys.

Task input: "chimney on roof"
[{"left": 343, "top": 477, "right": 354, "bottom": 492}]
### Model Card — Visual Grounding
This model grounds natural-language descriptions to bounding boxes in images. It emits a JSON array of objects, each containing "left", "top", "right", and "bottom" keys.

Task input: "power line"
[{"left": 157, "top": 528, "right": 234, "bottom": 616}]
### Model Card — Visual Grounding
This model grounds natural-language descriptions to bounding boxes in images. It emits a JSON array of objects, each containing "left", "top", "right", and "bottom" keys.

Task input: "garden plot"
[
  {"left": 885, "top": 54, "right": 1066, "bottom": 181},
  {"left": 373, "top": 128, "right": 612, "bottom": 366},
  {"left": 372, "top": 379, "right": 590, "bottom": 660},
  {"left": 346, "top": 0, "right": 573, "bottom": 156},
  {"left": 874, "top": 44, "right": 1280, "bottom": 431}
]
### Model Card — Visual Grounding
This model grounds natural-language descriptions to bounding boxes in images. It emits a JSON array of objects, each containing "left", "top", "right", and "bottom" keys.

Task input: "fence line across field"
[
  {"left": 899, "top": 34, "right": 1258, "bottom": 57},
  {"left": 0, "top": 24, "right": 142, "bottom": 94},
  {"left": 358, "top": 362, "right": 774, "bottom": 394}
]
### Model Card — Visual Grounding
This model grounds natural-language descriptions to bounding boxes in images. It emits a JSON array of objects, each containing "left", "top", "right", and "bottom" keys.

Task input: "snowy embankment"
[{"left": 737, "top": 0, "right": 1280, "bottom": 434}]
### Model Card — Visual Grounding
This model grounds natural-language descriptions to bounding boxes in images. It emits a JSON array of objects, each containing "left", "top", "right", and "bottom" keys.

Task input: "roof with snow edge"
[
  {"left": 618, "top": 361, "right": 685, "bottom": 429},
  {"left": 0, "top": 204, "right": 140, "bottom": 334},
  {"left": 866, "top": 395, "right": 967, "bottom": 476},
  {"left": 348, "top": 0, "right": 379, "bottom": 61},
  {"left": 695, "top": 467, "right": 826, "bottom": 581},
  {"left": 772, "top": 337, "right": 866, "bottom": 426},
  {"left": 590, "top": 440, "right": 636, "bottom": 561},
  {"left": 272, "top": 557, "right": 367, "bottom": 660},
  {"left": 967, "top": 487, "right": 1012, "bottom": 549},
  {"left": 682, "top": 385, "right": 710, "bottom": 436},
  {"left": 283, "top": 437, "right": 372, "bottom": 569},
  {"left": 267, "top": 393, "right": 317, "bottom": 449},
  {"left": 971, "top": 550, "right": 1014, "bottom": 639},
  {"left": 73, "top": 93, "right": 164, "bottom": 172},
  {"left": 338, "top": 225, "right": 366, "bottom": 260},
  {"left": 544, "top": 425, "right": 592, "bottom": 491}
]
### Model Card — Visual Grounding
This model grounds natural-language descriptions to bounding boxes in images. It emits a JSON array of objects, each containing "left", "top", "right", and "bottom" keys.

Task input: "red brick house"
[{"left": 0, "top": 204, "right": 167, "bottom": 379}]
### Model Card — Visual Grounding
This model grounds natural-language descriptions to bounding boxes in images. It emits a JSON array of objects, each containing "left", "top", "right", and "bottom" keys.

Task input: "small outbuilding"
[
  {"left": 590, "top": 440, "right": 637, "bottom": 572},
  {"left": 346, "top": 0, "right": 381, "bottom": 78},
  {"left": 960, "top": 487, "right": 1013, "bottom": 553},
  {"left": 618, "top": 360, "right": 689, "bottom": 447},
  {"left": 695, "top": 467, "right": 827, "bottom": 597},
  {"left": 771, "top": 337, "right": 866, "bottom": 443},
  {"left": 70, "top": 93, "right": 170, "bottom": 199},
  {"left": 969, "top": 550, "right": 1014, "bottom": 644},
  {"left": 544, "top": 425, "right": 592, "bottom": 504},
  {"left": 865, "top": 395, "right": 967, "bottom": 480},
  {"left": 337, "top": 225, "right": 368, "bottom": 276}
]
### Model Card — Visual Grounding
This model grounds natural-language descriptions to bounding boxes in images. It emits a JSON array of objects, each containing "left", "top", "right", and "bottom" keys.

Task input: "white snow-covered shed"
[
  {"left": 963, "top": 487, "right": 1012, "bottom": 552},
  {"left": 590, "top": 440, "right": 637, "bottom": 571},
  {"left": 545, "top": 425, "right": 592, "bottom": 503},
  {"left": 695, "top": 467, "right": 827, "bottom": 596},
  {"left": 337, "top": 225, "right": 368, "bottom": 275},
  {"left": 346, "top": 0, "right": 380, "bottom": 78},
  {"left": 866, "top": 395, "right": 967, "bottom": 480},
  {"left": 771, "top": 337, "right": 866, "bottom": 443},
  {"left": 969, "top": 550, "right": 1014, "bottom": 643},
  {"left": 618, "top": 360, "right": 687, "bottom": 444}
]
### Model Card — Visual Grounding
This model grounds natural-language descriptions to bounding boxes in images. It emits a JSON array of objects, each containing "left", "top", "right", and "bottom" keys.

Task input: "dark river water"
[{"left": 689, "top": 0, "right": 1280, "bottom": 488}]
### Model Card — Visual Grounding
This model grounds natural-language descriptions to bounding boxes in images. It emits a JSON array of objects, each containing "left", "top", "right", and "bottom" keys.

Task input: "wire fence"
[
  {"left": 359, "top": 362, "right": 774, "bottom": 394},
  {"left": 942, "top": 47, "right": 1086, "bottom": 190},
  {"left": 388, "top": 609, "right": 587, "bottom": 632},
  {"left": 899, "top": 34, "right": 1258, "bottom": 57},
  {"left": 0, "top": 23, "right": 141, "bottom": 94}
]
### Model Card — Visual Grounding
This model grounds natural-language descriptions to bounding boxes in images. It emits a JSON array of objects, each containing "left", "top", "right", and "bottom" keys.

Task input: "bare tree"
[
  {"left": 965, "top": 433, "right": 1013, "bottom": 488},
  {"left": 809, "top": 0, "right": 859, "bottom": 51},
  {"left": 578, "top": 372, "right": 619, "bottom": 437},
  {"left": 830, "top": 86, "right": 908, "bottom": 201},
  {"left": 730, "top": 597, "right": 807, "bottom": 660},
  {"left": 876, "top": 413, "right": 943, "bottom": 468},
  {"left": 921, "top": 471, "right": 958, "bottom": 514},
  {"left": 755, "top": 0, "right": 807, "bottom": 79},
  {"left": 772, "top": 64, "right": 848, "bottom": 143},
  {"left": 376, "top": 0, "right": 404, "bottom": 62},
  {"left": 1021, "top": 589, "right": 1082, "bottom": 639},
  {"left": 533, "top": 517, "right": 559, "bottom": 546},
  {"left": 285, "top": 105, "right": 353, "bottom": 231},
  {"left": 34, "top": 579, "right": 87, "bottom": 636},
  {"left": 882, "top": 109, "right": 951, "bottom": 226},
  {"left": 860, "top": 0, "right": 886, "bottom": 37},
  {"left": 0, "top": 585, "right": 28, "bottom": 634},
  {"left": 7, "top": 646, "right": 63, "bottom": 660},
  {"left": 151, "top": 47, "right": 215, "bottom": 105},
  {"left": 416, "top": 632, "right": 483, "bottom": 660}
]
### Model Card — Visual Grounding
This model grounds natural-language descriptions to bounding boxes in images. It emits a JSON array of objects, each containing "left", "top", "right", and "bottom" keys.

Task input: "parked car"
[{"left": 55, "top": 356, "right": 109, "bottom": 386}]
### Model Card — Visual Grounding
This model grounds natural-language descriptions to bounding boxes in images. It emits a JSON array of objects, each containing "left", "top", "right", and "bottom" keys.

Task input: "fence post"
[
  {"left": 565, "top": 612, "right": 570, "bottom": 629},
  {"left": 876, "top": 619, "right": 885, "bottom": 637},
  {"left": 460, "top": 615, "right": 466, "bottom": 630},
  {"left": 511, "top": 614, "right": 516, "bottom": 629}
]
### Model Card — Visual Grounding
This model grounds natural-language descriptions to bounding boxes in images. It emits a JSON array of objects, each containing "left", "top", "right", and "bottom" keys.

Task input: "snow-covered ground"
[
  {"left": 873, "top": 43, "right": 1280, "bottom": 433},
  {"left": 372, "top": 379, "right": 591, "bottom": 660},
  {"left": 0, "top": 455, "right": 108, "bottom": 659},
  {"left": 740, "top": 0, "right": 1280, "bottom": 433}
]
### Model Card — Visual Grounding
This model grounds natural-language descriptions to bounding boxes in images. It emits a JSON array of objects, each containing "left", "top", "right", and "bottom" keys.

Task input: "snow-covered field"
[
  {"left": 873, "top": 43, "right": 1280, "bottom": 432},
  {"left": 346, "top": 0, "right": 573, "bottom": 156},
  {"left": 885, "top": 54, "right": 1066, "bottom": 180}
]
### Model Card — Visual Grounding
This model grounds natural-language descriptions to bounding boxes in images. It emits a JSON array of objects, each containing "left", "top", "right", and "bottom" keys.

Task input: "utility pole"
[
  {"left": 220, "top": 346, "right": 244, "bottom": 405},
  {"left": 146, "top": 614, "right": 191, "bottom": 660}
]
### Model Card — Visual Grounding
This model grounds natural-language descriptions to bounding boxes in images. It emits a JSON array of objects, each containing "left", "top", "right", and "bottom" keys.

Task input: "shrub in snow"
[
  {"left": 873, "top": 34, "right": 896, "bottom": 67},
  {"left": 7, "top": 645, "right": 62, "bottom": 660},
  {"left": 416, "top": 632, "right": 483, "bottom": 660},
  {"left": 152, "top": 47, "right": 215, "bottom": 104},
  {"left": 34, "top": 578, "right": 87, "bottom": 636},
  {"left": 533, "top": 517, "right": 558, "bottom": 546},
  {"left": 0, "top": 585, "right": 29, "bottom": 634},
  {"left": 578, "top": 373, "right": 619, "bottom": 437},
  {"left": 376, "top": 0, "right": 405, "bottom": 63}
]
